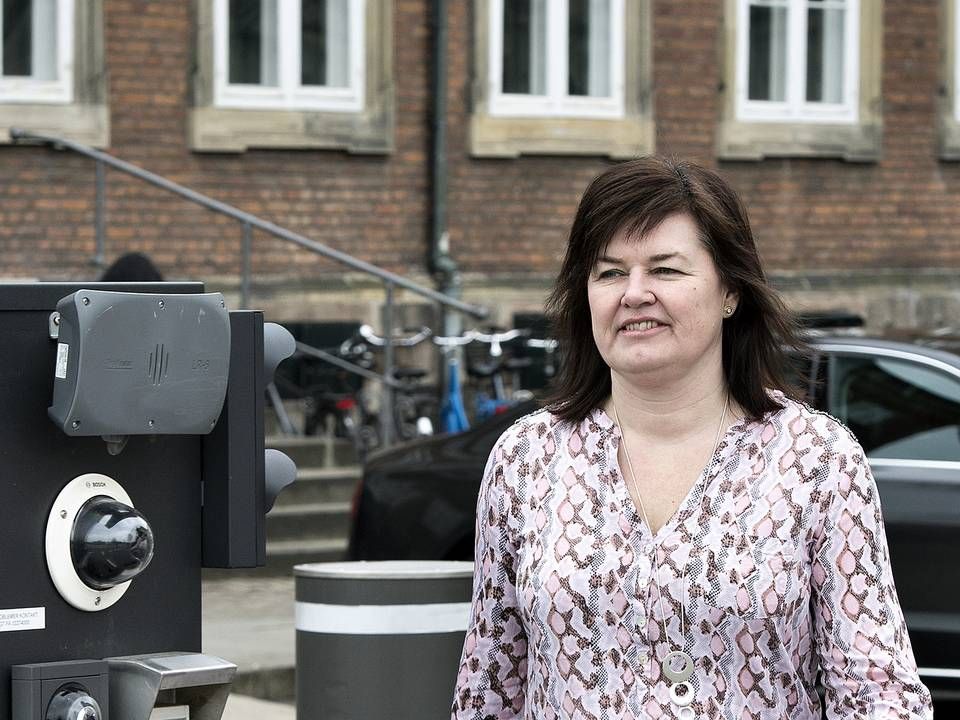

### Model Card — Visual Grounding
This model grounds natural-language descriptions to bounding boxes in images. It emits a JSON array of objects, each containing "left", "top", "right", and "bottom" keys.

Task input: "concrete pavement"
[
  {"left": 202, "top": 570, "right": 297, "bottom": 710},
  {"left": 222, "top": 694, "right": 295, "bottom": 720}
]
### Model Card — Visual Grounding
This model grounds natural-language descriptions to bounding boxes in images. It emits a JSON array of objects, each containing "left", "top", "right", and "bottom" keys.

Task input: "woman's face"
[{"left": 587, "top": 212, "right": 736, "bottom": 384}]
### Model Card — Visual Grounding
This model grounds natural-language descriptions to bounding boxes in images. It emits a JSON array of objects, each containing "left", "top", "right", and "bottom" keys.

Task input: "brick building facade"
[{"left": 0, "top": 0, "right": 958, "bottom": 331}]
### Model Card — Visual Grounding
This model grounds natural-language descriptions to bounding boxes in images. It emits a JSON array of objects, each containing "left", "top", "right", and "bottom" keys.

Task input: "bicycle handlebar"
[
  {"left": 433, "top": 334, "right": 477, "bottom": 348},
  {"left": 356, "top": 324, "right": 433, "bottom": 348},
  {"left": 434, "top": 329, "right": 555, "bottom": 355},
  {"left": 468, "top": 328, "right": 530, "bottom": 357},
  {"left": 525, "top": 338, "right": 558, "bottom": 350}
]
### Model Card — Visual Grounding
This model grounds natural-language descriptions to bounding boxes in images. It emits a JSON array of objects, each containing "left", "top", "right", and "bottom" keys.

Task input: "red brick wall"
[{"left": 0, "top": 0, "right": 957, "bottom": 287}]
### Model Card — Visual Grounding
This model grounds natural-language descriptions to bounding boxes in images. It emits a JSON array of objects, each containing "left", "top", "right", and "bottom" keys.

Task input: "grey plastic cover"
[{"left": 48, "top": 290, "right": 231, "bottom": 436}]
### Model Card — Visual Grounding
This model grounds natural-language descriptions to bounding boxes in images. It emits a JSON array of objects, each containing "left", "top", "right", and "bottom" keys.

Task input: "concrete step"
[
  {"left": 266, "top": 435, "right": 357, "bottom": 468},
  {"left": 275, "top": 466, "right": 361, "bottom": 506},
  {"left": 264, "top": 537, "right": 349, "bottom": 575},
  {"left": 266, "top": 501, "right": 352, "bottom": 541},
  {"left": 264, "top": 400, "right": 307, "bottom": 437}
]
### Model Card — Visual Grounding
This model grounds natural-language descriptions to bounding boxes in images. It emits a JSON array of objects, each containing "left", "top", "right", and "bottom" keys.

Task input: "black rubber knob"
[
  {"left": 45, "top": 683, "right": 101, "bottom": 720},
  {"left": 70, "top": 496, "right": 154, "bottom": 590}
]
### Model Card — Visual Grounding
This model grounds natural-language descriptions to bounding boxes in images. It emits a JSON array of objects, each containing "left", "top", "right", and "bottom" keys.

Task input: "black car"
[{"left": 348, "top": 335, "right": 960, "bottom": 702}]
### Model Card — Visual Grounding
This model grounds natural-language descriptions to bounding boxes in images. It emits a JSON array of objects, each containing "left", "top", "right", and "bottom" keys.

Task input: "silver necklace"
[{"left": 612, "top": 395, "right": 729, "bottom": 715}]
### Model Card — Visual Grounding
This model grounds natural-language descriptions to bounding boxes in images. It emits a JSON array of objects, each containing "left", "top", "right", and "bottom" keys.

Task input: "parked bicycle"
[
  {"left": 435, "top": 332, "right": 475, "bottom": 434},
  {"left": 434, "top": 328, "right": 557, "bottom": 432},
  {"left": 347, "top": 324, "right": 438, "bottom": 443},
  {"left": 466, "top": 328, "right": 533, "bottom": 422}
]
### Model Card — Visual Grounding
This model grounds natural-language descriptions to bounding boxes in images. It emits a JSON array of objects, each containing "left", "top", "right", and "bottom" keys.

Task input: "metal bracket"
[
  {"left": 106, "top": 652, "right": 236, "bottom": 720},
  {"left": 48, "top": 311, "right": 61, "bottom": 339}
]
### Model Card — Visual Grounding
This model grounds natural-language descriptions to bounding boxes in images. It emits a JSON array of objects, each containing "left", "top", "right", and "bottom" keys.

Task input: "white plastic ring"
[
  {"left": 663, "top": 650, "right": 694, "bottom": 682},
  {"left": 45, "top": 473, "right": 134, "bottom": 612},
  {"left": 669, "top": 681, "right": 694, "bottom": 707}
]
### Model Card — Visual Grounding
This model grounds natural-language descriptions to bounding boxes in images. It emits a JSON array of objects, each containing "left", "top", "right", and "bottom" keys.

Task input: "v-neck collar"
[{"left": 591, "top": 405, "right": 754, "bottom": 543}]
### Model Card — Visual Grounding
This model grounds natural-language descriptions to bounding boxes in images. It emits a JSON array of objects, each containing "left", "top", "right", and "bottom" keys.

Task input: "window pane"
[
  {"left": 31, "top": 0, "right": 56, "bottom": 80},
  {"left": 830, "top": 355, "right": 960, "bottom": 461},
  {"left": 806, "top": 5, "right": 845, "bottom": 103},
  {"left": 747, "top": 3, "right": 787, "bottom": 101},
  {"left": 569, "top": 0, "right": 611, "bottom": 97},
  {"left": 229, "top": 0, "right": 278, "bottom": 86},
  {"left": 502, "top": 0, "right": 546, "bottom": 95},
  {"left": 302, "top": 0, "right": 349, "bottom": 87},
  {"left": 3, "top": 0, "right": 32, "bottom": 76}
]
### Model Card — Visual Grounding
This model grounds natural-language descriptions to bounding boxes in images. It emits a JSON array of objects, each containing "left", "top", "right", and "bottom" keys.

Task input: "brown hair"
[{"left": 544, "top": 156, "right": 806, "bottom": 422}]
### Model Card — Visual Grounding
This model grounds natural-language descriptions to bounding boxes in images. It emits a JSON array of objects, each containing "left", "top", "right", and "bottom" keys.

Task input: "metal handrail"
[
  {"left": 11, "top": 127, "right": 489, "bottom": 447},
  {"left": 9, "top": 128, "right": 487, "bottom": 318}
]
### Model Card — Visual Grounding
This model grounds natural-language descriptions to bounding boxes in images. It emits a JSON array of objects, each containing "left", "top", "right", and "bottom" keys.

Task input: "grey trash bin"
[{"left": 294, "top": 560, "right": 474, "bottom": 720}]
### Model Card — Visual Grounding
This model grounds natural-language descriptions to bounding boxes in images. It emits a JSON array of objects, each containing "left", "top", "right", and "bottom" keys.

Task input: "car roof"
[{"left": 809, "top": 334, "right": 960, "bottom": 375}]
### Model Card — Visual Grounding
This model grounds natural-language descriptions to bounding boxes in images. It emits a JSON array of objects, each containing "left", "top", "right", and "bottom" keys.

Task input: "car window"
[
  {"left": 785, "top": 350, "right": 817, "bottom": 403},
  {"left": 828, "top": 352, "right": 960, "bottom": 461}
]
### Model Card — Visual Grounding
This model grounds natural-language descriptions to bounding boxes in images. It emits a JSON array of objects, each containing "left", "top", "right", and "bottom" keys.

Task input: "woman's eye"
[
  {"left": 596, "top": 268, "right": 624, "bottom": 279},
  {"left": 653, "top": 267, "right": 679, "bottom": 275}
]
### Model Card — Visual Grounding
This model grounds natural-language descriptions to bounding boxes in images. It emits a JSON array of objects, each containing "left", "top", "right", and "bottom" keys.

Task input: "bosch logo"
[{"left": 192, "top": 359, "right": 210, "bottom": 371}]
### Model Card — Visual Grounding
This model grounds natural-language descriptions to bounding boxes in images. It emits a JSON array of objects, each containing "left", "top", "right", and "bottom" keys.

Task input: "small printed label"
[
  {"left": 0, "top": 607, "right": 45, "bottom": 633},
  {"left": 55, "top": 343, "right": 69, "bottom": 379}
]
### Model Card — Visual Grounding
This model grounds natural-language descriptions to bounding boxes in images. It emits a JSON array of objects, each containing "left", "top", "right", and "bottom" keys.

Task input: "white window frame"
[
  {"left": 736, "top": 0, "right": 859, "bottom": 124},
  {"left": 488, "top": 0, "right": 625, "bottom": 119},
  {"left": 213, "top": 0, "right": 365, "bottom": 113},
  {"left": 954, "top": 0, "right": 960, "bottom": 123},
  {"left": 0, "top": 0, "right": 74, "bottom": 104}
]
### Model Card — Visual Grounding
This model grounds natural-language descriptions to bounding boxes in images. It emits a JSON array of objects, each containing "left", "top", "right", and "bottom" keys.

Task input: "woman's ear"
[{"left": 723, "top": 289, "right": 740, "bottom": 315}]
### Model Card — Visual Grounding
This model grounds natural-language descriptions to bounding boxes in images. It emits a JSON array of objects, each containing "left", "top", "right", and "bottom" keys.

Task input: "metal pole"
[
  {"left": 380, "top": 282, "right": 396, "bottom": 448},
  {"left": 428, "top": 0, "right": 450, "bottom": 277},
  {"left": 93, "top": 159, "right": 106, "bottom": 267},
  {"left": 241, "top": 222, "right": 252, "bottom": 310}
]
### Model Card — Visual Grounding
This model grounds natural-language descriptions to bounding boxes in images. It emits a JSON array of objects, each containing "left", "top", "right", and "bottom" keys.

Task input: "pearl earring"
[{"left": 723, "top": 306, "right": 734, "bottom": 316}]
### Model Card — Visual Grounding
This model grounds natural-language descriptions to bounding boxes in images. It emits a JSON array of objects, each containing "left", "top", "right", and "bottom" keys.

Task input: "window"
[
  {"left": 829, "top": 353, "right": 960, "bottom": 461},
  {"left": 940, "top": 0, "right": 960, "bottom": 158},
  {"left": 717, "top": 0, "right": 882, "bottom": 161},
  {"left": 214, "top": 0, "right": 363, "bottom": 112},
  {"left": 738, "top": 0, "right": 858, "bottom": 123},
  {"left": 470, "top": 0, "right": 653, "bottom": 158},
  {"left": 191, "top": 0, "right": 393, "bottom": 153},
  {"left": 489, "top": 0, "right": 623, "bottom": 118},
  {"left": 0, "top": 0, "right": 71, "bottom": 102},
  {"left": 0, "top": 0, "right": 106, "bottom": 146}
]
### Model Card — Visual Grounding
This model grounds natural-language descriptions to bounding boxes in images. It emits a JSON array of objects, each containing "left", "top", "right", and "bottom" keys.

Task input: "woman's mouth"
[{"left": 621, "top": 320, "right": 666, "bottom": 333}]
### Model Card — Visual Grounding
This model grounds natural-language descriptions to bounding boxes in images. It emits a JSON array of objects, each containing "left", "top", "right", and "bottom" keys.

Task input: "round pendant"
[
  {"left": 669, "top": 681, "right": 694, "bottom": 707},
  {"left": 677, "top": 707, "right": 695, "bottom": 720},
  {"left": 662, "top": 650, "right": 694, "bottom": 683}
]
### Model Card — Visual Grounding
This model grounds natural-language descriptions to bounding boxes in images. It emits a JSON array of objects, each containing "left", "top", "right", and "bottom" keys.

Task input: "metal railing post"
[
  {"left": 379, "top": 281, "right": 396, "bottom": 447},
  {"left": 93, "top": 159, "right": 106, "bottom": 267},
  {"left": 241, "top": 221, "right": 252, "bottom": 310}
]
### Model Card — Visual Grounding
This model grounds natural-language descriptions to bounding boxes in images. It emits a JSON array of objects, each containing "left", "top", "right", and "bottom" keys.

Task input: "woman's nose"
[{"left": 620, "top": 270, "right": 656, "bottom": 307}]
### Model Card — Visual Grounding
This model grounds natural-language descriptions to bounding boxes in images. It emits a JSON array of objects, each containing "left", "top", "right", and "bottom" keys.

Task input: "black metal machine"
[{"left": 0, "top": 282, "right": 294, "bottom": 720}]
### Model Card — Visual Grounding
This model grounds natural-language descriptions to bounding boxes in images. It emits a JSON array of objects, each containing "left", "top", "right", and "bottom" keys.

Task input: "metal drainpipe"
[{"left": 429, "top": 0, "right": 465, "bottom": 388}]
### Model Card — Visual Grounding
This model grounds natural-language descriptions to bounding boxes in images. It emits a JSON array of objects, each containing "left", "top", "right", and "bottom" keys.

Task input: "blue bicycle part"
[{"left": 440, "top": 358, "right": 470, "bottom": 434}]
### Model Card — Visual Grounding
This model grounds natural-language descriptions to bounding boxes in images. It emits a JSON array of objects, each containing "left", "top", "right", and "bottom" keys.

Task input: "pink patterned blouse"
[{"left": 451, "top": 394, "right": 932, "bottom": 719}]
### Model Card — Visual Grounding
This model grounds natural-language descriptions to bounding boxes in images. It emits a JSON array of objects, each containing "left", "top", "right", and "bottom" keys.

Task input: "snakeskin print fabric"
[{"left": 452, "top": 394, "right": 932, "bottom": 719}]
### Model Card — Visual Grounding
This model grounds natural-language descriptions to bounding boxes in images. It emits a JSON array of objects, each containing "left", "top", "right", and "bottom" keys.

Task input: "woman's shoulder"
[
  {"left": 761, "top": 390, "right": 865, "bottom": 459},
  {"left": 493, "top": 406, "right": 568, "bottom": 447},
  {"left": 491, "top": 405, "right": 608, "bottom": 454}
]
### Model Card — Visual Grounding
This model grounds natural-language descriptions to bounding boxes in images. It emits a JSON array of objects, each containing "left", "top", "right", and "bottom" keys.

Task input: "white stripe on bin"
[{"left": 295, "top": 601, "right": 472, "bottom": 635}]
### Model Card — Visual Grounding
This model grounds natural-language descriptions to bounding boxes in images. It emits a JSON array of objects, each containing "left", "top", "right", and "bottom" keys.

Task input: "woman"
[{"left": 451, "top": 157, "right": 932, "bottom": 719}]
